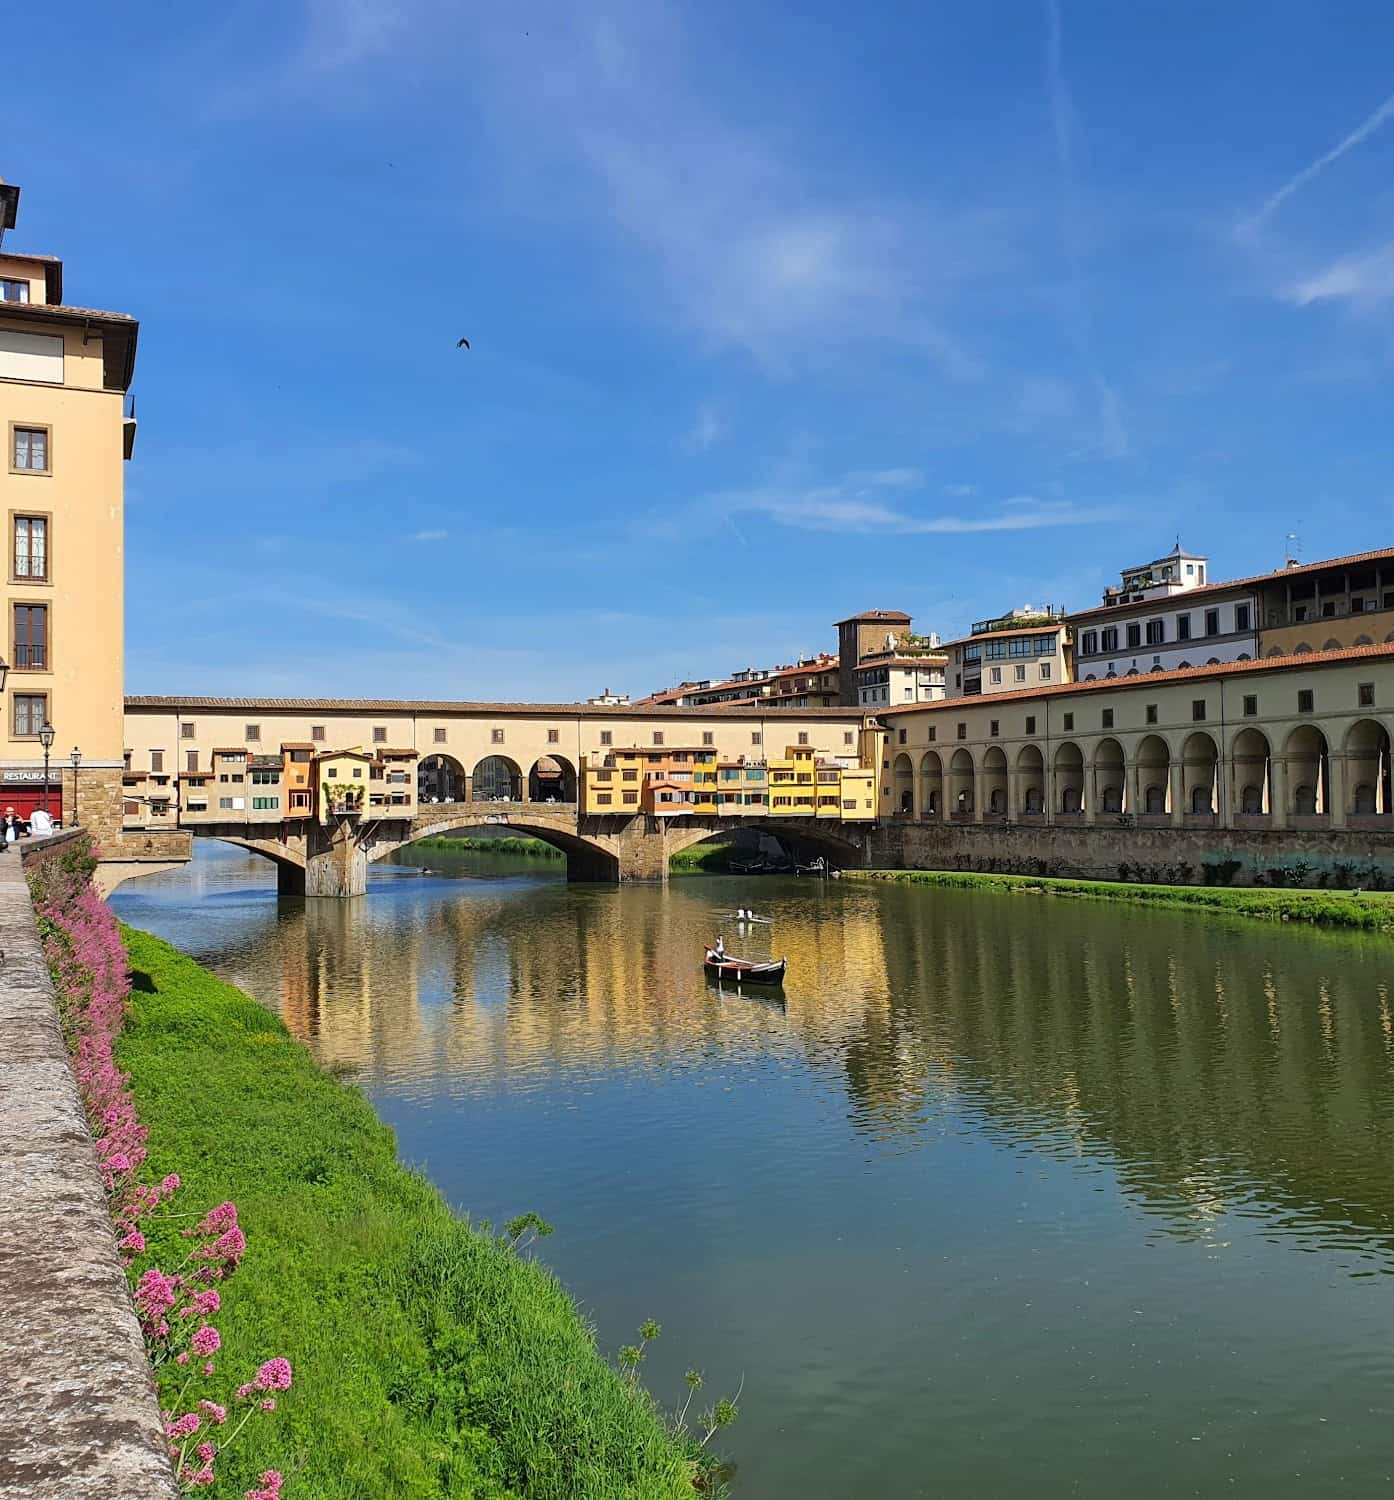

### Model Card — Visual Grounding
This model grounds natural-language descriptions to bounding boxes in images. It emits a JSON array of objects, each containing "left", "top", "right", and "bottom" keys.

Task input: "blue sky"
[{"left": 13, "top": 1, "right": 1394, "bottom": 699}]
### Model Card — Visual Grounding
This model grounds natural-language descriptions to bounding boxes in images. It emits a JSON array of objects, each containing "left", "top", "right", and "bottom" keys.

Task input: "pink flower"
[
  {"left": 185, "top": 1469, "right": 215, "bottom": 1488},
  {"left": 236, "top": 1383, "right": 254, "bottom": 1399},
  {"left": 165, "top": 1412, "right": 200, "bottom": 1439},
  {"left": 198, "top": 1401, "right": 226, "bottom": 1425},
  {"left": 202, "top": 1361, "right": 215, "bottom": 1376},
  {"left": 193, "top": 1202, "right": 238, "bottom": 1237},
  {"left": 260, "top": 1398, "right": 276, "bottom": 1412},
  {"left": 106, "top": 1152, "right": 131, "bottom": 1174},
  {"left": 254, "top": 1357, "right": 293, "bottom": 1392},
  {"left": 191, "top": 1325, "right": 221, "bottom": 1357},
  {"left": 175, "top": 1352, "right": 190, "bottom": 1366},
  {"left": 119, "top": 1229, "right": 145, "bottom": 1254},
  {"left": 245, "top": 1472, "right": 283, "bottom": 1500},
  {"left": 196, "top": 1442, "right": 217, "bottom": 1463},
  {"left": 192, "top": 1290, "right": 221, "bottom": 1317},
  {"left": 162, "top": 1173, "right": 181, "bottom": 1192}
]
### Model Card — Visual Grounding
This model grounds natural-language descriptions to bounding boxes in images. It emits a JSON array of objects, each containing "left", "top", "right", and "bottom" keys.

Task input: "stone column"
[
  {"left": 1269, "top": 756, "right": 1289, "bottom": 830},
  {"left": 973, "top": 767, "right": 985, "bottom": 822},
  {"left": 1008, "top": 768, "right": 1020, "bottom": 821},
  {"left": 276, "top": 862, "right": 306, "bottom": 898},
  {"left": 1168, "top": 760, "right": 1185, "bottom": 825},
  {"left": 1085, "top": 760, "right": 1098, "bottom": 825},
  {"left": 1329, "top": 753, "right": 1348, "bottom": 830}
]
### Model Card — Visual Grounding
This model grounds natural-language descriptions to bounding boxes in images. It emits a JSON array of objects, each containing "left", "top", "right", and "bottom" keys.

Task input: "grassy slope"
[
  {"left": 846, "top": 868, "right": 1394, "bottom": 932},
  {"left": 117, "top": 927, "right": 701, "bottom": 1500}
]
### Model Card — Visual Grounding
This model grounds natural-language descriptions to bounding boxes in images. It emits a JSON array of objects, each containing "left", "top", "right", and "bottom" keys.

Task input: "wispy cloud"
[
  {"left": 410, "top": 527, "right": 449, "bottom": 542},
  {"left": 1242, "top": 89, "right": 1394, "bottom": 234},
  {"left": 1281, "top": 242, "right": 1394, "bottom": 310},
  {"left": 715, "top": 470, "right": 1117, "bottom": 535},
  {"left": 683, "top": 400, "right": 729, "bottom": 453},
  {"left": 477, "top": 5, "right": 995, "bottom": 380}
]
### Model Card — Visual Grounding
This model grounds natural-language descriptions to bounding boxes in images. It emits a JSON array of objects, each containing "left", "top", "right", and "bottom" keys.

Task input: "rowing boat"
[{"left": 702, "top": 952, "right": 787, "bottom": 985}]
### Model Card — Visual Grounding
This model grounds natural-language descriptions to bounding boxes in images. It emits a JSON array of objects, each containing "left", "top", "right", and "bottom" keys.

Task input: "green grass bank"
[
  {"left": 410, "top": 835, "right": 563, "bottom": 859},
  {"left": 668, "top": 842, "right": 740, "bottom": 875},
  {"left": 116, "top": 927, "right": 716, "bottom": 1499},
  {"left": 845, "top": 868, "right": 1394, "bottom": 933}
]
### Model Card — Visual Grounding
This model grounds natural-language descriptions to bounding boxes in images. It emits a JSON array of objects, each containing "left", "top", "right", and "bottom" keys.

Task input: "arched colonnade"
[{"left": 887, "top": 717, "right": 1393, "bottom": 830}]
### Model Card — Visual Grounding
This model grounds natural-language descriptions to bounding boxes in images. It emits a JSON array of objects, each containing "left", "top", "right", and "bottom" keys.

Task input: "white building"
[
  {"left": 855, "top": 651, "right": 947, "bottom": 707},
  {"left": 1070, "top": 544, "right": 1260, "bottom": 681}
]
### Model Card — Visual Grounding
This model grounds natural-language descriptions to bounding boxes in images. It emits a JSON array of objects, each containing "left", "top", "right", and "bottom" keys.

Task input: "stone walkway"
[{"left": 0, "top": 839, "right": 176, "bottom": 1497}]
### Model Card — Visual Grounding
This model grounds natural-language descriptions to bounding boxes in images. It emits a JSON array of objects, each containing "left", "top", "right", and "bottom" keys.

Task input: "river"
[{"left": 111, "top": 842, "right": 1394, "bottom": 1498}]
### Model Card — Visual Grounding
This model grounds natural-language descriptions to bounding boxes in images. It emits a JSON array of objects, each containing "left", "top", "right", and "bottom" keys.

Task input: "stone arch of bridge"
[
  {"left": 662, "top": 818, "right": 869, "bottom": 870},
  {"left": 184, "top": 830, "right": 308, "bottom": 872},
  {"left": 371, "top": 804, "right": 620, "bottom": 882}
]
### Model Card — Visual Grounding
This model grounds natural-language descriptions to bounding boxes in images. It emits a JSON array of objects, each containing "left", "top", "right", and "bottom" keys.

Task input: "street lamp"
[
  {"left": 38, "top": 720, "right": 54, "bottom": 817},
  {"left": 70, "top": 745, "right": 81, "bottom": 826}
]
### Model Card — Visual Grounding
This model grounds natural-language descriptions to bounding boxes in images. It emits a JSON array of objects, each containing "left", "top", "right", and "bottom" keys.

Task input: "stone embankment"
[{"left": 0, "top": 833, "right": 176, "bottom": 1498}]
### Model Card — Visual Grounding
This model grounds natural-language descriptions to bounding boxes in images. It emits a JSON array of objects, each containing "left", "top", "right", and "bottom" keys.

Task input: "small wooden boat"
[{"left": 703, "top": 952, "right": 787, "bottom": 986}]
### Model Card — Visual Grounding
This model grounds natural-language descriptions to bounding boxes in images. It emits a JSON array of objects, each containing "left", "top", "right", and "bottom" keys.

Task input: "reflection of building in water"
[
  {"left": 257, "top": 858, "right": 1394, "bottom": 1255},
  {"left": 873, "top": 891, "right": 1394, "bottom": 1248}
]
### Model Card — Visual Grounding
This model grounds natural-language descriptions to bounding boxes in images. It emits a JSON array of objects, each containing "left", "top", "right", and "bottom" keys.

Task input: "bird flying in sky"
[{"left": 456, "top": 337, "right": 470, "bottom": 349}]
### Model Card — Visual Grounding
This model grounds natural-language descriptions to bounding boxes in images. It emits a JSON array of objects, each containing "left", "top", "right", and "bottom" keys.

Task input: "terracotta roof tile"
[
  {"left": 126, "top": 696, "right": 865, "bottom": 719},
  {"left": 1067, "top": 546, "right": 1394, "bottom": 622},
  {"left": 0, "top": 298, "right": 135, "bottom": 323},
  {"left": 887, "top": 641, "right": 1394, "bottom": 714}
]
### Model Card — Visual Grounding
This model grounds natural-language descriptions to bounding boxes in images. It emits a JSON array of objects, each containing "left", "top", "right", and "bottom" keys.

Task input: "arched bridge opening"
[
  {"left": 665, "top": 819, "right": 869, "bottom": 874},
  {"left": 371, "top": 806, "right": 619, "bottom": 884}
]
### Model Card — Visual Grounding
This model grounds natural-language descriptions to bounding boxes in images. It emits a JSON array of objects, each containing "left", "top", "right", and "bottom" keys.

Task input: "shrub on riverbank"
[
  {"left": 117, "top": 926, "right": 717, "bottom": 1498},
  {"left": 410, "top": 835, "right": 563, "bottom": 859},
  {"left": 668, "top": 841, "right": 740, "bottom": 874},
  {"left": 847, "top": 868, "right": 1394, "bottom": 933}
]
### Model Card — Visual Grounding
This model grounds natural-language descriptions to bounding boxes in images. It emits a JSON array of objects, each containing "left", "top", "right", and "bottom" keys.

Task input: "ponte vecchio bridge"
[{"left": 121, "top": 697, "right": 879, "bottom": 895}]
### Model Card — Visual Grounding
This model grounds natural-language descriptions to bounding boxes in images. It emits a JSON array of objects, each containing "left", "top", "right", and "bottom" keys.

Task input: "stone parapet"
[{"left": 0, "top": 845, "right": 178, "bottom": 1497}]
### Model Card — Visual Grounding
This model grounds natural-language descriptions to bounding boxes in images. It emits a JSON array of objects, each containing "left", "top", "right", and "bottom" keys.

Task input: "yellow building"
[
  {"left": 837, "top": 765, "right": 876, "bottom": 820},
  {"left": 317, "top": 749, "right": 373, "bottom": 817},
  {"left": 0, "top": 176, "right": 135, "bottom": 832},
  {"left": 768, "top": 745, "right": 819, "bottom": 816}
]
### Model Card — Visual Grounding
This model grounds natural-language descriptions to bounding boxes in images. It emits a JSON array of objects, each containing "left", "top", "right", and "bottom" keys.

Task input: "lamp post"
[
  {"left": 70, "top": 745, "right": 81, "bottom": 826},
  {"left": 38, "top": 720, "right": 54, "bottom": 817}
]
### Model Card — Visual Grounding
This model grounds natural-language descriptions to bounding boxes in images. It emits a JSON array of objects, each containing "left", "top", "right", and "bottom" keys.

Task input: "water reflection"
[
  {"left": 113, "top": 843, "right": 1394, "bottom": 1499},
  {"left": 117, "top": 846, "right": 1394, "bottom": 1263}
]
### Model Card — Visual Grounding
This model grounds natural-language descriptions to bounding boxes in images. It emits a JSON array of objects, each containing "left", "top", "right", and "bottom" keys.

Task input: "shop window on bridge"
[{"left": 252, "top": 797, "right": 279, "bottom": 811}]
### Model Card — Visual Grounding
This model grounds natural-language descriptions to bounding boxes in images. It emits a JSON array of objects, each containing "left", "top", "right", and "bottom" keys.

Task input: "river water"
[{"left": 111, "top": 843, "right": 1394, "bottom": 1498}]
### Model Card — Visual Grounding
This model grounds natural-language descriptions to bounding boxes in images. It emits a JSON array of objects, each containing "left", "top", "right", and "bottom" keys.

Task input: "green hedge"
[{"left": 117, "top": 927, "right": 709, "bottom": 1498}]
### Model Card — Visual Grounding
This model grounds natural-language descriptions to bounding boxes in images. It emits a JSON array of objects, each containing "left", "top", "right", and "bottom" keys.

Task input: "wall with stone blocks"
[
  {"left": 0, "top": 837, "right": 178, "bottom": 1498},
  {"left": 867, "top": 820, "right": 1394, "bottom": 888}
]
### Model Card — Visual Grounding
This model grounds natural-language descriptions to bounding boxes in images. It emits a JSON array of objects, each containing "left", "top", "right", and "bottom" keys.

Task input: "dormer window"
[{"left": 0, "top": 278, "right": 30, "bottom": 303}]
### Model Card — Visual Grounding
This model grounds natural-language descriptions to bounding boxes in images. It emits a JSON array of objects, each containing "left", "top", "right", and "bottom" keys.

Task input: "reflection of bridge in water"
[{"left": 247, "top": 865, "right": 1394, "bottom": 1261}]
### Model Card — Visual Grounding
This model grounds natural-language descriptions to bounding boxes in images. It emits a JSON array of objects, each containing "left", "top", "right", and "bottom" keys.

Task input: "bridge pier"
[
  {"left": 304, "top": 819, "right": 368, "bottom": 898},
  {"left": 276, "top": 862, "right": 307, "bottom": 898}
]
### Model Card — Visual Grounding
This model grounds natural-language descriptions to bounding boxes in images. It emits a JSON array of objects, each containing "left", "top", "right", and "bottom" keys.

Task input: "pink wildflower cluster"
[
  {"left": 31, "top": 845, "right": 294, "bottom": 1497},
  {"left": 34, "top": 870, "right": 145, "bottom": 1193}
]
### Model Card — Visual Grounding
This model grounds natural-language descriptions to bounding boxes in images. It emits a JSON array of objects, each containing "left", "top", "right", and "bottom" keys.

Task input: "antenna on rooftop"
[{"left": 1284, "top": 532, "right": 1300, "bottom": 567}]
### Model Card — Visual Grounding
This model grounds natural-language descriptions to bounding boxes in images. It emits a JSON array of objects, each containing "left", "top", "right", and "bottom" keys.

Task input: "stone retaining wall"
[
  {"left": 0, "top": 836, "right": 177, "bottom": 1498},
  {"left": 866, "top": 819, "right": 1394, "bottom": 887}
]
